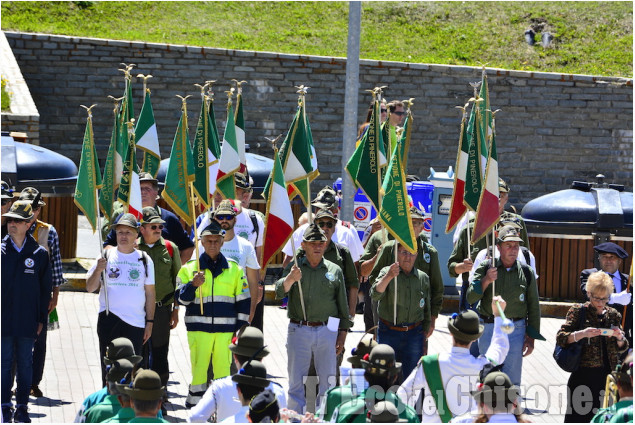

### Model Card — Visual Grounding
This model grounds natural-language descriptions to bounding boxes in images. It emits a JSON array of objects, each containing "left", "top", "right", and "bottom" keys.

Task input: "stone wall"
[{"left": 4, "top": 31, "right": 633, "bottom": 207}]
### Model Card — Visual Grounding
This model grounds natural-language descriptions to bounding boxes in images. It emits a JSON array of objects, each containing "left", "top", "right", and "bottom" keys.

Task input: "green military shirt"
[
  {"left": 447, "top": 213, "right": 529, "bottom": 280},
  {"left": 137, "top": 236, "right": 181, "bottom": 305},
  {"left": 292, "top": 241, "right": 359, "bottom": 289},
  {"left": 330, "top": 388, "right": 419, "bottom": 423},
  {"left": 591, "top": 399, "right": 634, "bottom": 423},
  {"left": 275, "top": 256, "right": 352, "bottom": 329},
  {"left": 361, "top": 229, "right": 428, "bottom": 263},
  {"left": 127, "top": 417, "right": 170, "bottom": 423},
  {"left": 102, "top": 407, "right": 135, "bottom": 423},
  {"left": 371, "top": 266, "right": 431, "bottom": 330},
  {"left": 84, "top": 394, "right": 121, "bottom": 423},
  {"left": 467, "top": 258, "right": 541, "bottom": 337},
  {"left": 318, "top": 385, "right": 356, "bottom": 422},
  {"left": 368, "top": 235, "right": 443, "bottom": 317}
]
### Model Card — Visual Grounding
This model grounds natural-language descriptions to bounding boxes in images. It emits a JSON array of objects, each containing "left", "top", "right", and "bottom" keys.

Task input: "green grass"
[
  {"left": 1, "top": 1, "right": 632, "bottom": 77},
  {"left": 1, "top": 76, "right": 10, "bottom": 112}
]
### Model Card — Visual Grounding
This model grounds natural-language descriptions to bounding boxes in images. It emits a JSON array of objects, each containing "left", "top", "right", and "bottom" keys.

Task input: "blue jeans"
[
  {"left": 478, "top": 319, "right": 526, "bottom": 387},
  {"left": 377, "top": 321, "right": 425, "bottom": 380},
  {"left": 2, "top": 336, "right": 35, "bottom": 406}
]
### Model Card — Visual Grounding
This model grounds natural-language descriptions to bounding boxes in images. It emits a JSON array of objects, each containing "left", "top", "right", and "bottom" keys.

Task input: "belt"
[
  {"left": 290, "top": 319, "right": 327, "bottom": 327},
  {"left": 380, "top": 317, "right": 422, "bottom": 332},
  {"left": 479, "top": 315, "right": 524, "bottom": 324}
]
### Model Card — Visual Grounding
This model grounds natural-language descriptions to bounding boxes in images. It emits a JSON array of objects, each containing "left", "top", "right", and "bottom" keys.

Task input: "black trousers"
[
  {"left": 143, "top": 305, "right": 172, "bottom": 387},
  {"left": 31, "top": 322, "right": 47, "bottom": 386},
  {"left": 97, "top": 312, "right": 144, "bottom": 387},
  {"left": 251, "top": 296, "right": 265, "bottom": 333}
]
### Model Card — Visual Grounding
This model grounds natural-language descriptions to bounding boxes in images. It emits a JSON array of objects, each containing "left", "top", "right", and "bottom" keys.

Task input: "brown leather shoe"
[{"left": 30, "top": 385, "right": 43, "bottom": 398}]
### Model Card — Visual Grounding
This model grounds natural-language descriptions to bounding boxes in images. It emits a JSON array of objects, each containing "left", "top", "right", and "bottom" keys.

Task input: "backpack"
[
  {"left": 248, "top": 209, "right": 259, "bottom": 235},
  {"left": 482, "top": 258, "right": 534, "bottom": 287}
]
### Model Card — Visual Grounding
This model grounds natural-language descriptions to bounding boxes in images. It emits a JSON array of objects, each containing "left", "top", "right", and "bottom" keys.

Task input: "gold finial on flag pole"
[
  {"left": 295, "top": 85, "right": 309, "bottom": 96},
  {"left": 265, "top": 134, "right": 283, "bottom": 151},
  {"left": 136, "top": 74, "right": 153, "bottom": 94},
  {"left": 176, "top": 94, "right": 192, "bottom": 114},
  {"left": 80, "top": 104, "right": 98, "bottom": 119},
  {"left": 403, "top": 98, "right": 415, "bottom": 111},
  {"left": 225, "top": 88, "right": 235, "bottom": 108},
  {"left": 232, "top": 79, "right": 247, "bottom": 95},
  {"left": 119, "top": 63, "right": 136, "bottom": 80},
  {"left": 194, "top": 83, "right": 206, "bottom": 99}
]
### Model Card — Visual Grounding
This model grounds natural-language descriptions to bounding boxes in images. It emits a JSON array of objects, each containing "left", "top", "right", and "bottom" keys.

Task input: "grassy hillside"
[{"left": 1, "top": 1, "right": 632, "bottom": 77}]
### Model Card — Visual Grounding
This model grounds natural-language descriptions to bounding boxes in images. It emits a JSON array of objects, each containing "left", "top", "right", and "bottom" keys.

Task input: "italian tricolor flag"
[
  {"left": 445, "top": 104, "right": 470, "bottom": 233},
  {"left": 234, "top": 91, "right": 248, "bottom": 174},
  {"left": 471, "top": 119, "right": 500, "bottom": 244},
  {"left": 261, "top": 149, "right": 294, "bottom": 268},
  {"left": 216, "top": 102, "right": 241, "bottom": 200}
]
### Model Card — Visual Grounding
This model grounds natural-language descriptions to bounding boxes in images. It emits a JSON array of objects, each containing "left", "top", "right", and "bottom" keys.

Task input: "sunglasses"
[
  {"left": 381, "top": 108, "right": 388, "bottom": 113},
  {"left": 316, "top": 220, "right": 334, "bottom": 229},
  {"left": 215, "top": 214, "right": 235, "bottom": 221},
  {"left": 6, "top": 218, "right": 26, "bottom": 224},
  {"left": 392, "top": 111, "right": 406, "bottom": 116},
  {"left": 147, "top": 224, "right": 164, "bottom": 231}
]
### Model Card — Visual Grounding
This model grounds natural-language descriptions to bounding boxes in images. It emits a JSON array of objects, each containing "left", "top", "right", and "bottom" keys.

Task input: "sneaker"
[
  {"left": 30, "top": 385, "right": 43, "bottom": 398},
  {"left": 2, "top": 405, "right": 14, "bottom": 423},
  {"left": 14, "top": 405, "right": 31, "bottom": 423}
]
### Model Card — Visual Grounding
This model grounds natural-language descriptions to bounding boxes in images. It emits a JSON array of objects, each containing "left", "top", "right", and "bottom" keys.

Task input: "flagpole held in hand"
[{"left": 289, "top": 238, "right": 307, "bottom": 321}]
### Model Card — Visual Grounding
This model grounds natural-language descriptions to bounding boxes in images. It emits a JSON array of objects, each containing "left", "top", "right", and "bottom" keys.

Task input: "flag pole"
[
  {"left": 289, "top": 237, "right": 307, "bottom": 321},
  {"left": 393, "top": 241, "right": 398, "bottom": 325}
]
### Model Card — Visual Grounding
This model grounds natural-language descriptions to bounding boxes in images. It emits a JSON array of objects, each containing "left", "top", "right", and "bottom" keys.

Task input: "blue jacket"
[{"left": 1, "top": 234, "right": 52, "bottom": 339}]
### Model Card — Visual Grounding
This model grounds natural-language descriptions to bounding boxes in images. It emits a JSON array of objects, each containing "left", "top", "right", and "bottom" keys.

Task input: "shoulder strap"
[
  {"left": 519, "top": 263, "right": 533, "bottom": 287},
  {"left": 521, "top": 247, "right": 531, "bottom": 265},
  {"left": 420, "top": 354, "right": 453, "bottom": 423},
  {"left": 138, "top": 250, "right": 149, "bottom": 278},
  {"left": 248, "top": 210, "right": 259, "bottom": 235}
]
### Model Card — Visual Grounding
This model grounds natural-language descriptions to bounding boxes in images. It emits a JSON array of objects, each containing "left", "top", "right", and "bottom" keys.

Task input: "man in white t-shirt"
[
  {"left": 212, "top": 200, "right": 261, "bottom": 325},
  {"left": 86, "top": 213, "right": 156, "bottom": 386},
  {"left": 281, "top": 186, "right": 363, "bottom": 267}
]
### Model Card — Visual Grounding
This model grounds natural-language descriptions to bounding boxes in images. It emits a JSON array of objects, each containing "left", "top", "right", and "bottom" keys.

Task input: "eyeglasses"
[
  {"left": 215, "top": 214, "right": 235, "bottom": 221},
  {"left": 316, "top": 220, "right": 334, "bottom": 229},
  {"left": 397, "top": 250, "right": 416, "bottom": 257},
  {"left": 392, "top": 111, "right": 406, "bottom": 116},
  {"left": 148, "top": 224, "right": 164, "bottom": 231},
  {"left": 380, "top": 108, "right": 387, "bottom": 113},
  {"left": 591, "top": 295, "right": 610, "bottom": 303},
  {"left": 5, "top": 218, "right": 26, "bottom": 224}
]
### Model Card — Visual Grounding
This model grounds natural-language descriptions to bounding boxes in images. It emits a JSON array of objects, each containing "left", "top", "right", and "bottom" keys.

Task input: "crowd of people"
[{"left": 1, "top": 117, "right": 632, "bottom": 424}]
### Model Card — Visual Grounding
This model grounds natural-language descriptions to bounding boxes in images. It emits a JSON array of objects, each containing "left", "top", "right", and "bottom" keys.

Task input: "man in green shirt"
[
  {"left": 467, "top": 225, "right": 543, "bottom": 387},
  {"left": 120, "top": 369, "right": 169, "bottom": 423},
  {"left": 591, "top": 353, "right": 633, "bottom": 423},
  {"left": 368, "top": 207, "right": 443, "bottom": 338},
  {"left": 371, "top": 242, "right": 431, "bottom": 379},
  {"left": 329, "top": 344, "right": 418, "bottom": 423},
  {"left": 275, "top": 224, "right": 352, "bottom": 413},
  {"left": 83, "top": 359, "right": 135, "bottom": 423},
  {"left": 136, "top": 207, "right": 181, "bottom": 400}
]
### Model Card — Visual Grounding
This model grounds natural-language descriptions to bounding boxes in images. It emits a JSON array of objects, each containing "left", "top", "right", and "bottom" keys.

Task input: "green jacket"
[
  {"left": 467, "top": 258, "right": 541, "bottom": 336},
  {"left": 361, "top": 230, "right": 428, "bottom": 263},
  {"left": 276, "top": 256, "right": 352, "bottom": 329},
  {"left": 591, "top": 399, "right": 633, "bottom": 423},
  {"left": 293, "top": 241, "right": 359, "bottom": 290},
  {"left": 371, "top": 265, "right": 431, "bottom": 330},
  {"left": 84, "top": 394, "right": 121, "bottom": 423},
  {"left": 331, "top": 388, "right": 419, "bottom": 423},
  {"left": 128, "top": 417, "right": 170, "bottom": 423},
  {"left": 318, "top": 385, "right": 356, "bottom": 422},
  {"left": 102, "top": 407, "right": 135, "bottom": 423},
  {"left": 137, "top": 236, "right": 181, "bottom": 305},
  {"left": 369, "top": 235, "right": 443, "bottom": 317}
]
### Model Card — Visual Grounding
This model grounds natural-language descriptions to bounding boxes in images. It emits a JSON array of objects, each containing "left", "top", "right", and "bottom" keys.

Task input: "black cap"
[
  {"left": 302, "top": 223, "right": 327, "bottom": 242},
  {"left": 200, "top": 219, "right": 226, "bottom": 237},
  {"left": 594, "top": 242, "right": 628, "bottom": 259}
]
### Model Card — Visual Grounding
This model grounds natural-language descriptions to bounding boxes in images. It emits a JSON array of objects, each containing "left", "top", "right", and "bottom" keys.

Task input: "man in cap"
[
  {"left": 384, "top": 100, "right": 407, "bottom": 154},
  {"left": 470, "top": 369, "right": 523, "bottom": 422},
  {"left": 224, "top": 360, "right": 271, "bottom": 423},
  {"left": 196, "top": 173, "right": 267, "bottom": 331},
  {"left": 329, "top": 344, "right": 418, "bottom": 423},
  {"left": 276, "top": 224, "right": 352, "bottom": 413},
  {"left": 1, "top": 201, "right": 52, "bottom": 423},
  {"left": 398, "top": 296, "right": 510, "bottom": 422},
  {"left": 370, "top": 241, "right": 431, "bottom": 379},
  {"left": 448, "top": 178, "right": 530, "bottom": 312},
  {"left": 74, "top": 337, "right": 143, "bottom": 422},
  {"left": 188, "top": 326, "right": 286, "bottom": 422},
  {"left": 104, "top": 172, "right": 194, "bottom": 265},
  {"left": 0, "top": 180, "right": 15, "bottom": 238},
  {"left": 18, "top": 187, "right": 64, "bottom": 398},
  {"left": 136, "top": 207, "right": 181, "bottom": 396},
  {"left": 581, "top": 242, "right": 632, "bottom": 346},
  {"left": 177, "top": 219, "right": 250, "bottom": 407},
  {"left": 83, "top": 358, "right": 136, "bottom": 423},
  {"left": 591, "top": 352, "right": 633, "bottom": 423},
  {"left": 365, "top": 206, "right": 443, "bottom": 340},
  {"left": 248, "top": 389, "right": 280, "bottom": 423},
  {"left": 467, "top": 226, "right": 543, "bottom": 387},
  {"left": 120, "top": 369, "right": 169, "bottom": 422},
  {"left": 86, "top": 213, "right": 156, "bottom": 386},
  {"left": 281, "top": 185, "right": 364, "bottom": 267},
  {"left": 317, "top": 333, "right": 377, "bottom": 421}
]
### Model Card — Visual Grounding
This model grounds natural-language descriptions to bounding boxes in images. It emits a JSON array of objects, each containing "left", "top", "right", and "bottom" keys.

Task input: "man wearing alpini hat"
[
  {"left": 188, "top": 326, "right": 286, "bottom": 422},
  {"left": 226, "top": 360, "right": 271, "bottom": 423},
  {"left": 467, "top": 225, "right": 543, "bottom": 387},
  {"left": 120, "top": 369, "right": 169, "bottom": 422},
  {"left": 0, "top": 180, "right": 15, "bottom": 238},
  {"left": 581, "top": 242, "right": 632, "bottom": 346},
  {"left": 276, "top": 223, "right": 352, "bottom": 413},
  {"left": 1, "top": 201, "right": 52, "bottom": 423},
  {"left": 398, "top": 296, "right": 510, "bottom": 422}
]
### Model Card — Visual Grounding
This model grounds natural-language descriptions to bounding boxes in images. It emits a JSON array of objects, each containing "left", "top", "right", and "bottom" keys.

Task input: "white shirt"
[
  {"left": 450, "top": 412, "right": 518, "bottom": 423},
  {"left": 219, "top": 405, "right": 249, "bottom": 423},
  {"left": 398, "top": 317, "right": 510, "bottom": 423},
  {"left": 282, "top": 221, "right": 363, "bottom": 262},
  {"left": 89, "top": 249, "right": 155, "bottom": 328},
  {"left": 187, "top": 375, "right": 286, "bottom": 423},
  {"left": 469, "top": 247, "right": 538, "bottom": 283},
  {"left": 195, "top": 208, "right": 264, "bottom": 248},
  {"left": 221, "top": 235, "right": 261, "bottom": 270}
]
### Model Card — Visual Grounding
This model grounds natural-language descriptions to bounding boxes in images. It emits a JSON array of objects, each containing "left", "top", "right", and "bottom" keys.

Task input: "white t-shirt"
[
  {"left": 469, "top": 246, "right": 538, "bottom": 283},
  {"left": 195, "top": 208, "right": 264, "bottom": 248},
  {"left": 282, "top": 220, "right": 363, "bottom": 261},
  {"left": 221, "top": 235, "right": 261, "bottom": 270},
  {"left": 89, "top": 249, "right": 155, "bottom": 328}
]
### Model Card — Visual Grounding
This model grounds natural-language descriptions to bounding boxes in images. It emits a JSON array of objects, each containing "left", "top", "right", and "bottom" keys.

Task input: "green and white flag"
[
  {"left": 192, "top": 97, "right": 220, "bottom": 208},
  {"left": 216, "top": 101, "right": 241, "bottom": 200},
  {"left": 234, "top": 90, "right": 248, "bottom": 174},
  {"left": 74, "top": 110, "right": 102, "bottom": 233},
  {"left": 136, "top": 90, "right": 161, "bottom": 178},
  {"left": 163, "top": 102, "right": 195, "bottom": 225}
]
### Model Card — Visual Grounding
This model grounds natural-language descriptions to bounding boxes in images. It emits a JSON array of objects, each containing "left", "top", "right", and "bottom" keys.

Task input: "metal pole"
[{"left": 340, "top": 1, "right": 361, "bottom": 224}]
